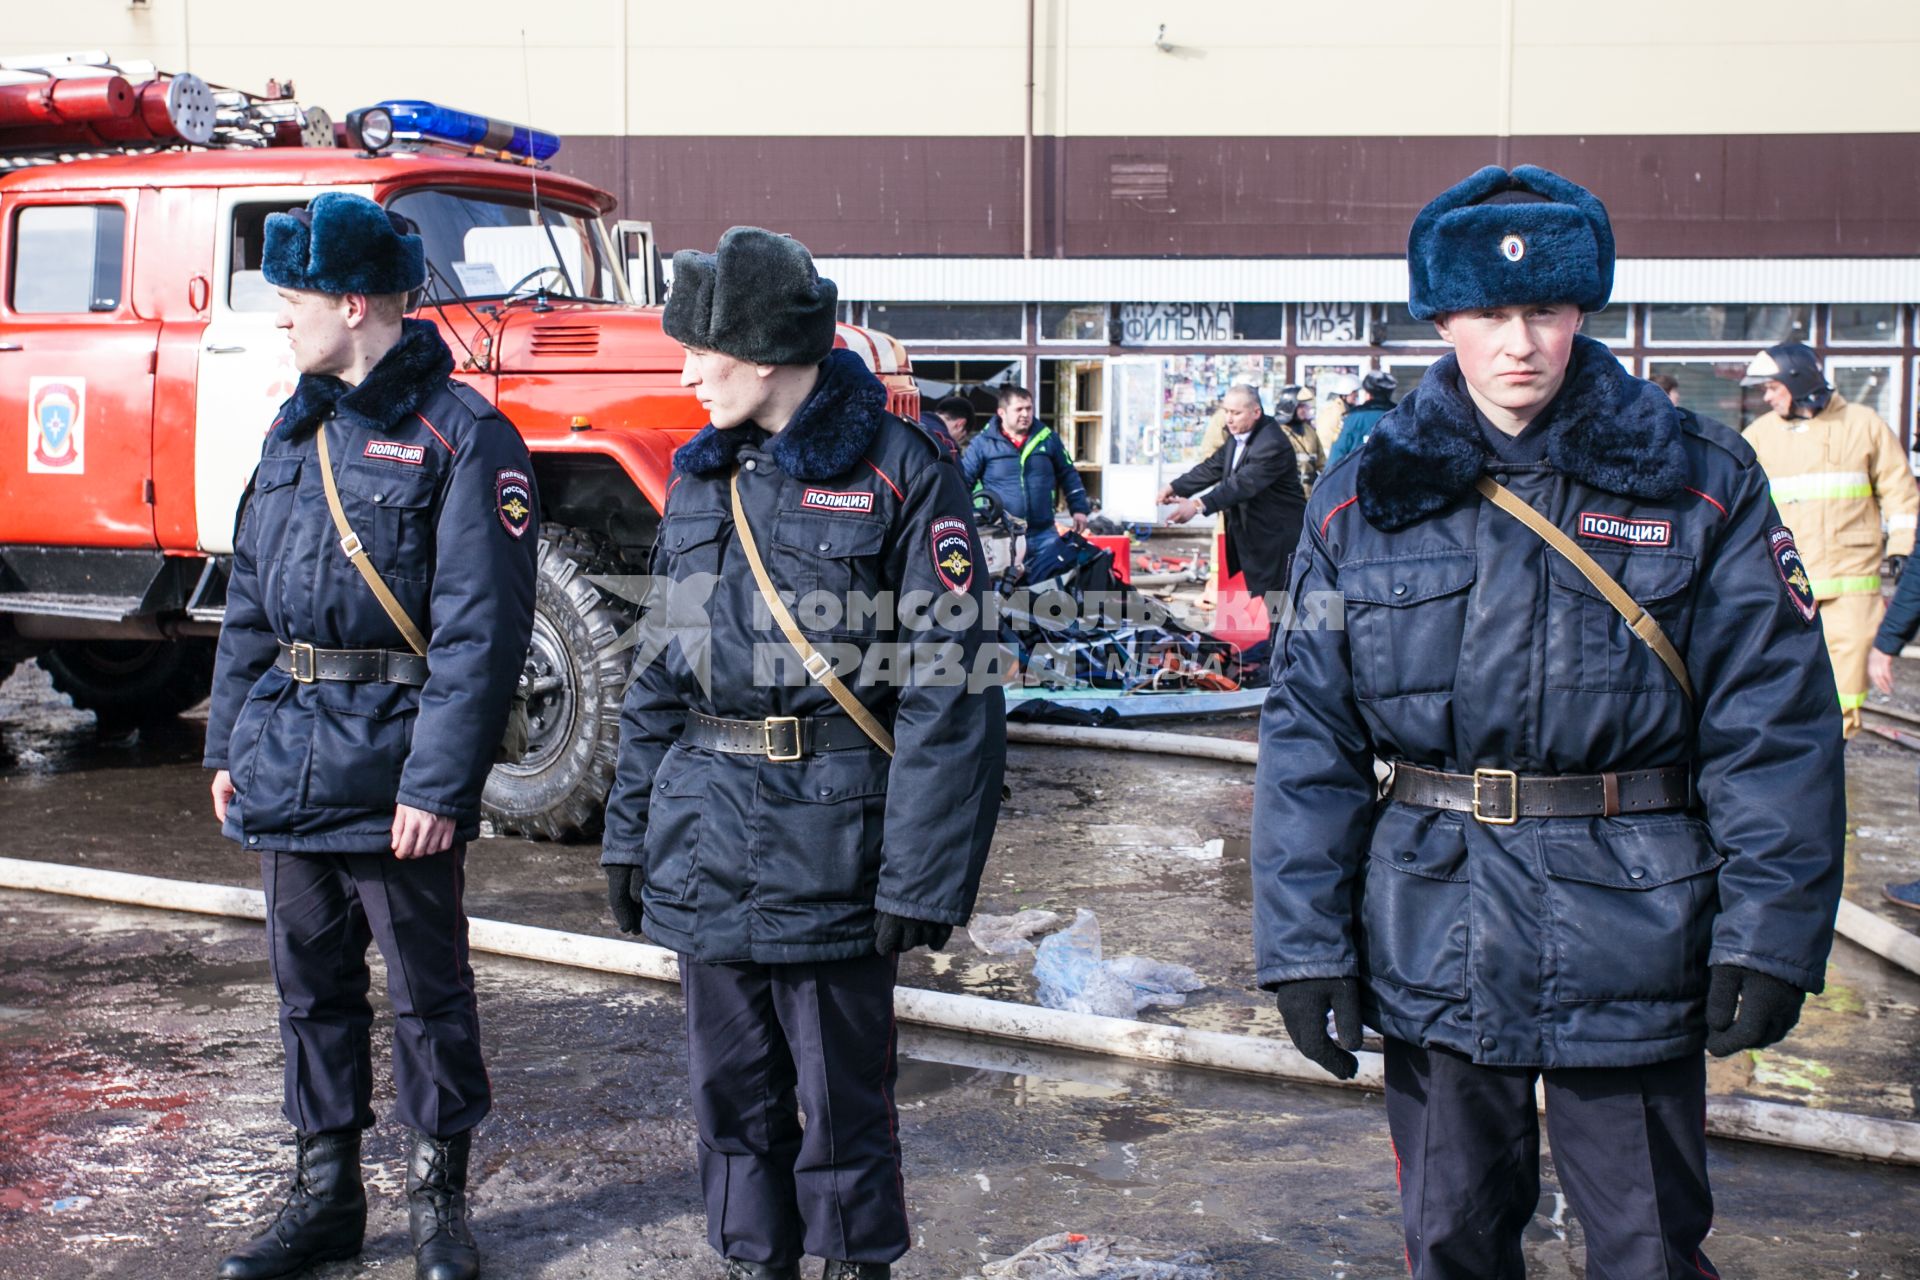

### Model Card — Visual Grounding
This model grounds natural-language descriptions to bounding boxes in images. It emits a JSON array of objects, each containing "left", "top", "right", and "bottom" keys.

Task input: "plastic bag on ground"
[
  {"left": 969, "top": 909, "right": 1064, "bottom": 955},
  {"left": 1032, "top": 909, "right": 1206, "bottom": 1018},
  {"left": 980, "top": 1232, "right": 1216, "bottom": 1279}
]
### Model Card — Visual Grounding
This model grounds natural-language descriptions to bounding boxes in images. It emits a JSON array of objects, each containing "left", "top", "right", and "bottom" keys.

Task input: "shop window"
[
  {"left": 1645, "top": 304, "right": 1810, "bottom": 346},
  {"left": 1829, "top": 303, "right": 1901, "bottom": 345},
  {"left": 1581, "top": 305, "right": 1630, "bottom": 344},
  {"left": 868, "top": 302, "right": 1024, "bottom": 343},
  {"left": 908, "top": 357, "right": 1025, "bottom": 429},
  {"left": 1297, "top": 302, "right": 1369, "bottom": 345},
  {"left": 1383, "top": 357, "right": 1441, "bottom": 402},
  {"left": 1039, "top": 358, "right": 1108, "bottom": 505},
  {"left": 1040, "top": 303, "right": 1107, "bottom": 342},
  {"left": 1645, "top": 359, "right": 1767, "bottom": 427},
  {"left": 1374, "top": 304, "right": 1442, "bottom": 346},
  {"left": 1118, "top": 302, "right": 1235, "bottom": 345},
  {"left": 10, "top": 204, "right": 126, "bottom": 313},
  {"left": 1233, "top": 303, "right": 1287, "bottom": 342},
  {"left": 1826, "top": 358, "right": 1900, "bottom": 426}
]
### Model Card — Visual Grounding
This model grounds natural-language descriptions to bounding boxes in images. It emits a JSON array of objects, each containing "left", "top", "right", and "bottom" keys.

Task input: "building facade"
[{"left": 27, "top": 0, "right": 1920, "bottom": 518}]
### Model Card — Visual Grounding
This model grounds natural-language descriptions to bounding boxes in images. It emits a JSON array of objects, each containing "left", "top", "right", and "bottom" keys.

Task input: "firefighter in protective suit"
[{"left": 1742, "top": 342, "right": 1918, "bottom": 736}]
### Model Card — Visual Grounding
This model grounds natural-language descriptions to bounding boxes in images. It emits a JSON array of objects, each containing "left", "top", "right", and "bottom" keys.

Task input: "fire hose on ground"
[{"left": 0, "top": 857, "right": 1913, "bottom": 1167}]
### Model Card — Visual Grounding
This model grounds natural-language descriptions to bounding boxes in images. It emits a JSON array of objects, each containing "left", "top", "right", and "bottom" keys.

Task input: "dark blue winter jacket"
[
  {"left": 960, "top": 419, "right": 1090, "bottom": 577},
  {"left": 1253, "top": 338, "right": 1845, "bottom": 1069},
  {"left": 1874, "top": 563, "right": 1920, "bottom": 656},
  {"left": 1326, "top": 392, "right": 1395, "bottom": 466},
  {"left": 204, "top": 321, "right": 539, "bottom": 852},
  {"left": 602, "top": 351, "right": 1006, "bottom": 964}
]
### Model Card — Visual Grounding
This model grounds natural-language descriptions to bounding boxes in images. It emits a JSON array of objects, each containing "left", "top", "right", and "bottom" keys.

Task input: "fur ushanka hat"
[
  {"left": 664, "top": 226, "right": 838, "bottom": 367},
  {"left": 1405, "top": 165, "right": 1614, "bottom": 321},
  {"left": 263, "top": 192, "right": 426, "bottom": 296}
]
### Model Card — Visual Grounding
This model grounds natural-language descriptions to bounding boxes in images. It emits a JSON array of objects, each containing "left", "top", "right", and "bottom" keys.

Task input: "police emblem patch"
[
  {"left": 1501, "top": 233, "right": 1526, "bottom": 262},
  {"left": 364, "top": 439, "right": 426, "bottom": 465},
  {"left": 1768, "top": 526, "right": 1817, "bottom": 623},
  {"left": 931, "top": 516, "right": 973, "bottom": 593},
  {"left": 496, "top": 468, "right": 533, "bottom": 539}
]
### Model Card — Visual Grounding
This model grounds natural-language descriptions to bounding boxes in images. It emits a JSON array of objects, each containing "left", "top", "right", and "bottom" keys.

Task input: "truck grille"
[{"left": 529, "top": 324, "right": 599, "bottom": 357}]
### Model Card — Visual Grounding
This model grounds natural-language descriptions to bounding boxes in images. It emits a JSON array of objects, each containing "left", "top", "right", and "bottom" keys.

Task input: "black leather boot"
[
  {"left": 820, "top": 1264, "right": 890, "bottom": 1280},
  {"left": 407, "top": 1130, "right": 480, "bottom": 1280},
  {"left": 724, "top": 1262, "right": 801, "bottom": 1280},
  {"left": 216, "top": 1130, "right": 366, "bottom": 1279}
]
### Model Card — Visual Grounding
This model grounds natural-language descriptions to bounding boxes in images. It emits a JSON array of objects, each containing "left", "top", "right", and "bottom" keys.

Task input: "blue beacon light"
[{"left": 375, "top": 100, "right": 561, "bottom": 161}]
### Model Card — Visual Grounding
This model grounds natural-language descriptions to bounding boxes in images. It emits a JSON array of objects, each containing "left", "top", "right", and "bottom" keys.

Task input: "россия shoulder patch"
[
  {"left": 496, "top": 468, "right": 533, "bottom": 539},
  {"left": 1768, "top": 526, "right": 1817, "bottom": 623},
  {"left": 931, "top": 516, "right": 973, "bottom": 593}
]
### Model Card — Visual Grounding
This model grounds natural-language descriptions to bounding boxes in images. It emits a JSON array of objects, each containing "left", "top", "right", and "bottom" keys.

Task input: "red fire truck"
[{"left": 0, "top": 55, "right": 919, "bottom": 839}]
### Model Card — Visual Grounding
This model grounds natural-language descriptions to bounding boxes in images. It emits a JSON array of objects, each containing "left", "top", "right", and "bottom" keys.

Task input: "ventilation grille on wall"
[{"left": 1109, "top": 158, "right": 1173, "bottom": 212}]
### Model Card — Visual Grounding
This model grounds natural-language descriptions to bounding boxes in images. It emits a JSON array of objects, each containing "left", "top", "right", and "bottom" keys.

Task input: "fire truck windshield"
[{"left": 386, "top": 187, "right": 627, "bottom": 305}]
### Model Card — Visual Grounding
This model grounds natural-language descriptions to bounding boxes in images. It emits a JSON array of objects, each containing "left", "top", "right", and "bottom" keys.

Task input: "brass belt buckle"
[
  {"left": 289, "top": 641, "right": 318, "bottom": 684},
  {"left": 764, "top": 715, "right": 803, "bottom": 762},
  {"left": 1472, "top": 767, "right": 1519, "bottom": 825}
]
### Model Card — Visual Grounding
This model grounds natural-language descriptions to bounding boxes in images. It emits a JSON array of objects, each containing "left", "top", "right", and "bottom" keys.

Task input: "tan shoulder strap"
[
  {"left": 1475, "top": 476, "right": 1694, "bottom": 703},
  {"left": 729, "top": 468, "right": 895, "bottom": 756},
  {"left": 314, "top": 425, "right": 430, "bottom": 657}
]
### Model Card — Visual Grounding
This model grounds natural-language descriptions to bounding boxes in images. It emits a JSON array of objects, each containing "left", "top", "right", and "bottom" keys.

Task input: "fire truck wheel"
[
  {"left": 40, "top": 639, "right": 216, "bottom": 729},
  {"left": 482, "top": 525, "right": 636, "bottom": 841}
]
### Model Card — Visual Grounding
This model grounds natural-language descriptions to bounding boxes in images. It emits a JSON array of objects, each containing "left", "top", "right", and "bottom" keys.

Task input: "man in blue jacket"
[
  {"left": 960, "top": 385, "right": 1091, "bottom": 582},
  {"left": 1325, "top": 369, "right": 1397, "bottom": 466},
  {"left": 602, "top": 227, "right": 1004, "bottom": 1280},
  {"left": 1253, "top": 166, "right": 1844, "bottom": 1279},
  {"left": 204, "top": 194, "right": 538, "bottom": 1280}
]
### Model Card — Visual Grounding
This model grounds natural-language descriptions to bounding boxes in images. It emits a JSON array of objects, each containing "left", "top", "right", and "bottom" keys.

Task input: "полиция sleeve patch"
[
  {"left": 1768, "top": 525, "right": 1817, "bottom": 623},
  {"left": 931, "top": 516, "right": 974, "bottom": 593}
]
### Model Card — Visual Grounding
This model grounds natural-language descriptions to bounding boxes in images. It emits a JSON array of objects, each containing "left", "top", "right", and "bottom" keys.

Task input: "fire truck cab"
[{"left": 0, "top": 77, "right": 918, "bottom": 840}]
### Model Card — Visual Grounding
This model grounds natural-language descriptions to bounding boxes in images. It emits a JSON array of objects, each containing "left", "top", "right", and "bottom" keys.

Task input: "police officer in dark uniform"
[
  {"left": 602, "top": 227, "right": 1004, "bottom": 1280},
  {"left": 1252, "top": 167, "right": 1845, "bottom": 1278},
  {"left": 204, "top": 193, "right": 538, "bottom": 1280}
]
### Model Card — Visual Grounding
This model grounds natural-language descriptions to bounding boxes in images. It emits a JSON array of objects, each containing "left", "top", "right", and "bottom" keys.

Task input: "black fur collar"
[
  {"left": 1355, "top": 335, "right": 1686, "bottom": 531},
  {"left": 276, "top": 319, "right": 454, "bottom": 438},
  {"left": 673, "top": 348, "right": 887, "bottom": 480}
]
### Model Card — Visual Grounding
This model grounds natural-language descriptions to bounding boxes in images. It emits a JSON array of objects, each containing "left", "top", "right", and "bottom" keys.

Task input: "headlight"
[{"left": 347, "top": 106, "right": 394, "bottom": 153}]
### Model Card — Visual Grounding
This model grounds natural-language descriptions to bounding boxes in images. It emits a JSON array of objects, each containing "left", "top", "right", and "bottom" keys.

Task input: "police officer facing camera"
[
  {"left": 1253, "top": 166, "right": 1845, "bottom": 1279},
  {"left": 205, "top": 193, "right": 538, "bottom": 1280},
  {"left": 602, "top": 227, "right": 1004, "bottom": 1280}
]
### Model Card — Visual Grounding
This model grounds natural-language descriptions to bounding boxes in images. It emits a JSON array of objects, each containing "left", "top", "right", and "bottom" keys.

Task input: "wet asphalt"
[{"left": 0, "top": 661, "right": 1916, "bottom": 1278}]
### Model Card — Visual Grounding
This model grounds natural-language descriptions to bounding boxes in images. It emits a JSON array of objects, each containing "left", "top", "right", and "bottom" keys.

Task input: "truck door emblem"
[{"left": 27, "top": 378, "right": 86, "bottom": 474}]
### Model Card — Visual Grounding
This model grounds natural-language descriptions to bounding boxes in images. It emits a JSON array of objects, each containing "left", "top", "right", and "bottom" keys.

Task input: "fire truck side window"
[
  {"left": 10, "top": 204, "right": 127, "bottom": 314},
  {"left": 228, "top": 202, "right": 305, "bottom": 312}
]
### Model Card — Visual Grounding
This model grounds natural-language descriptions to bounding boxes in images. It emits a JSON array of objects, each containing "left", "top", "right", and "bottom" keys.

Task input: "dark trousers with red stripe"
[
  {"left": 1384, "top": 1039, "right": 1717, "bottom": 1280},
  {"left": 682, "top": 953, "right": 907, "bottom": 1268},
  {"left": 261, "top": 846, "right": 489, "bottom": 1139}
]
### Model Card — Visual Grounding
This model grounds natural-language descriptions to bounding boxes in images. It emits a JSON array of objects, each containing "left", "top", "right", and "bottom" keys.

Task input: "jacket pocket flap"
[
  {"left": 338, "top": 461, "right": 438, "bottom": 509},
  {"left": 253, "top": 456, "right": 303, "bottom": 493},
  {"left": 1540, "top": 818, "right": 1722, "bottom": 890},
  {"left": 1546, "top": 549, "right": 1695, "bottom": 604},
  {"left": 774, "top": 513, "right": 889, "bottom": 558},
  {"left": 664, "top": 513, "right": 729, "bottom": 553},
  {"left": 756, "top": 748, "right": 890, "bottom": 804},
  {"left": 306, "top": 678, "right": 416, "bottom": 721},
  {"left": 1369, "top": 803, "right": 1470, "bottom": 881},
  {"left": 1342, "top": 552, "right": 1477, "bottom": 607},
  {"left": 651, "top": 745, "right": 707, "bottom": 796}
]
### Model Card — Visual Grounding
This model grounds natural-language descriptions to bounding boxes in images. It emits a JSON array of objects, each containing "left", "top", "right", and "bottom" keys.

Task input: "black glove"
[
  {"left": 1704, "top": 965, "right": 1805, "bottom": 1056},
  {"left": 605, "top": 865, "right": 643, "bottom": 936},
  {"left": 1887, "top": 555, "right": 1907, "bottom": 584},
  {"left": 1273, "top": 977, "right": 1364, "bottom": 1080},
  {"left": 873, "top": 912, "right": 953, "bottom": 956}
]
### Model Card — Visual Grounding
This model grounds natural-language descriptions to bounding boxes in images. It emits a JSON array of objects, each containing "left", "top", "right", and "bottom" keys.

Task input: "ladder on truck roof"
[{"left": 0, "top": 49, "right": 335, "bottom": 172}]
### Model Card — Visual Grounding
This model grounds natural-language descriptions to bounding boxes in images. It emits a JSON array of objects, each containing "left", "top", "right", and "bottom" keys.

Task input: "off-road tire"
[
  {"left": 482, "top": 524, "right": 637, "bottom": 841},
  {"left": 40, "top": 639, "right": 216, "bottom": 729}
]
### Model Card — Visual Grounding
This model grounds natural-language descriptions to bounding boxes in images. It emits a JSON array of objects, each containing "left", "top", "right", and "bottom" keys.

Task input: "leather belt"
[
  {"left": 275, "top": 640, "right": 428, "bottom": 687},
  {"left": 683, "top": 710, "right": 879, "bottom": 761},
  {"left": 1389, "top": 762, "right": 1691, "bottom": 824}
]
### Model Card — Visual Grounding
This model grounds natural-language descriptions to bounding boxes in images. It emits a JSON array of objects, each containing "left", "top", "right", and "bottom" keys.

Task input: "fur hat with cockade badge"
[
  {"left": 663, "top": 226, "right": 839, "bottom": 367},
  {"left": 263, "top": 191, "right": 426, "bottom": 296},
  {"left": 1405, "top": 165, "right": 1614, "bottom": 320}
]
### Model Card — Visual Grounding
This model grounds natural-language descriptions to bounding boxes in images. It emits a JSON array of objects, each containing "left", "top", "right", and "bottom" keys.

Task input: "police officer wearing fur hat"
[
  {"left": 1252, "top": 166, "right": 1845, "bottom": 1278},
  {"left": 602, "top": 227, "right": 1004, "bottom": 1280},
  {"left": 205, "top": 192, "right": 539, "bottom": 1280}
]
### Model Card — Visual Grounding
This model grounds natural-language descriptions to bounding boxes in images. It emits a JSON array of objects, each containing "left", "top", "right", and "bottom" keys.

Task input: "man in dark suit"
[{"left": 1158, "top": 384, "right": 1307, "bottom": 637}]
